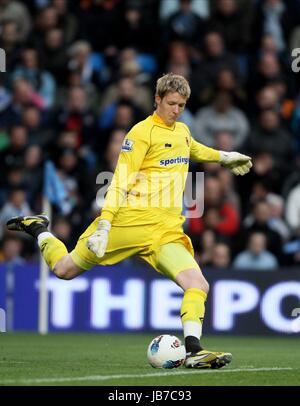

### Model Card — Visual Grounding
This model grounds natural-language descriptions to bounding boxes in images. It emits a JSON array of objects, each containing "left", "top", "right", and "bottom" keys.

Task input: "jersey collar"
[{"left": 152, "top": 112, "right": 176, "bottom": 129}]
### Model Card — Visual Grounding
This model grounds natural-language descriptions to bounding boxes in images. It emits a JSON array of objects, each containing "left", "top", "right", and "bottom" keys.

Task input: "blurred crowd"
[{"left": 1, "top": 0, "right": 300, "bottom": 271}]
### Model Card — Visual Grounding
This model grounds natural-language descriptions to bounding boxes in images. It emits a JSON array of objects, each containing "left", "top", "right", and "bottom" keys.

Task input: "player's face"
[{"left": 155, "top": 92, "right": 187, "bottom": 126}]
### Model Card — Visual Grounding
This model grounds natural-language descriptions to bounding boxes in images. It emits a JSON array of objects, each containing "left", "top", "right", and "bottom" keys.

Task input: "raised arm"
[{"left": 190, "top": 137, "right": 252, "bottom": 176}]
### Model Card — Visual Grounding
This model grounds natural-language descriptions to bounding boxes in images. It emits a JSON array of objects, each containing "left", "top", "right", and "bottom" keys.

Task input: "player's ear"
[{"left": 155, "top": 95, "right": 161, "bottom": 107}]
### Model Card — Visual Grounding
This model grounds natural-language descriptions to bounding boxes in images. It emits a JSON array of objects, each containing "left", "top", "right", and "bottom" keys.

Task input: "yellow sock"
[
  {"left": 39, "top": 237, "right": 68, "bottom": 270},
  {"left": 181, "top": 288, "right": 207, "bottom": 340}
]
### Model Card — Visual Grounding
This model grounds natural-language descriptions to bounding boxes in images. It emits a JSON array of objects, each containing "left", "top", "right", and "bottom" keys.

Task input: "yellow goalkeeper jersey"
[{"left": 100, "top": 112, "right": 220, "bottom": 226}]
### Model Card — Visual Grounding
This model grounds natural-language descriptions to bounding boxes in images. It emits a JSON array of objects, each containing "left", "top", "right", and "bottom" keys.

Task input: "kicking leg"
[
  {"left": 176, "top": 268, "right": 232, "bottom": 369},
  {"left": 7, "top": 214, "right": 85, "bottom": 279},
  {"left": 156, "top": 242, "right": 232, "bottom": 369},
  {"left": 176, "top": 268, "right": 208, "bottom": 354}
]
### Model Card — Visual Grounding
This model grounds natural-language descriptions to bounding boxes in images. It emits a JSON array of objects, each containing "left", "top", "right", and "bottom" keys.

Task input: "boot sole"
[{"left": 7, "top": 215, "right": 49, "bottom": 231}]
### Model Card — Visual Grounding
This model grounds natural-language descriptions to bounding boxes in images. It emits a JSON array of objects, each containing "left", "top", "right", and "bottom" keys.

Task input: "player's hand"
[
  {"left": 219, "top": 151, "right": 252, "bottom": 176},
  {"left": 86, "top": 219, "right": 111, "bottom": 258}
]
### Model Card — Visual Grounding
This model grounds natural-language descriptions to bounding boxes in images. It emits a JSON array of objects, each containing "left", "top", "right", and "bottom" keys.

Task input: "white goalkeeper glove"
[
  {"left": 219, "top": 151, "right": 252, "bottom": 176},
  {"left": 86, "top": 219, "right": 111, "bottom": 258}
]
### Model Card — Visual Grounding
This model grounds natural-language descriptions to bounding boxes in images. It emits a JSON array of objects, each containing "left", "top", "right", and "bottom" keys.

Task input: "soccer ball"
[{"left": 147, "top": 334, "right": 186, "bottom": 369}]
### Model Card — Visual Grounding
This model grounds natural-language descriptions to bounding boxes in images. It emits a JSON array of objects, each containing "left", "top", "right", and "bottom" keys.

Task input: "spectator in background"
[
  {"left": 0, "top": 20, "right": 23, "bottom": 71},
  {"left": 51, "top": 127, "right": 98, "bottom": 173},
  {"left": 188, "top": 176, "right": 240, "bottom": 246},
  {"left": 0, "top": 234, "right": 24, "bottom": 264},
  {"left": 194, "top": 91, "right": 249, "bottom": 149},
  {"left": 251, "top": 0, "right": 297, "bottom": 54},
  {"left": 215, "top": 131, "right": 234, "bottom": 152},
  {"left": 38, "top": 28, "right": 69, "bottom": 85},
  {"left": 165, "top": 41, "right": 191, "bottom": 82},
  {"left": 100, "top": 76, "right": 151, "bottom": 124},
  {"left": 119, "top": 57, "right": 153, "bottom": 90},
  {"left": 93, "top": 128, "right": 125, "bottom": 203},
  {"left": 111, "top": 101, "right": 136, "bottom": 131},
  {"left": 55, "top": 85, "right": 97, "bottom": 151},
  {"left": 190, "top": 31, "right": 240, "bottom": 111},
  {"left": 12, "top": 48, "right": 56, "bottom": 108},
  {"left": 0, "top": 188, "right": 31, "bottom": 237},
  {"left": 233, "top": 231, "right": 279, "bottom": 270},
  {"left": 98, "top": 100, "right": 143, "bottom": 154},
  {"left": 217, "top": 166, "right": 241, "bottom": 211},
  {"left": 162, "top": 0, "right": 206, "bottom": 56},
  {"left": 52, "top": 216, "right": 74, "bottom": 250},
  {"left": 197, "top": 229, "right": 216, "bottom": 266},
  {"left": 67, "top": 40, "right": 106, "bottom": 89},
  {"left": 56, "top": 148, "right": 94, "bottom": 216},
  {"left": 200, "top": 67, "right": 247, "bottom": 111},
  {"left": 0, "top": 0, "right": 32, "bottom": 40},
  {"left": 21, "top": 105, "right": 54, "bottom": 147},
  {"left": 29, "top": 6, "right": 59, "bottom": 51},
  {"left": 52, "top": 0, "right": 78, "bottom": 45},
  {"left": 160, "top": 0, "right": 209, "bottom": 20},
  {"left": 55, "top": 69, "right": 100, "bottom": 112},
  {"left": 211, "top": 242, "right": 232, "bottom": 269},
  {"left": 266, "top": 192, "right": 290, "bottom": 241},
  {"left": 98, "top": 128, "right": 126, "bottom": 173},
  {"left": 23, "top": 144, "right": 43, "bottom": 210},
  {"left": 207, "top": 0, "right": 253, "bottom": 53},
  {"left": 248, "top": 51, "right": 293, "bottom": 99},
  {"left": 55, "top": 130, "right": 78, "bottom": 151},
  {"left": 238, "top": 200, "right": 282, "bottom": 261},
  {"left": 261, "top": 78, "right": 295, "bottom": 123},
  {"left": 77, "top": 0, "right": 121, "bottom": 54},
  {"left": 118, "top": 2, "right": 158, "bottom": 53},
  {"left": 0, "top": 78, "right": 45, "bottom": 127},
  {"left": 0, "top": 166, "right": 24, "bottom": 207},
  {"left": 0, "top": 124, "right": 28, "bottom": 173},
  {"left": 109, "top": 47, "right": 155, "bottom": 88},
  {"left": 163, "top": 43, "right": 195, "bottom": 131},
  {"left": 259, "top": 33, "right": 279, "bottom": 54},
  {"left": 253, "top": 85, "right": 281, "bottom": 119},
  {"left": 245, "top": 108, "right": 293, "bottom": 168},
  {"left": 235, "top": 151, "right": 284, "bottom": 217}
]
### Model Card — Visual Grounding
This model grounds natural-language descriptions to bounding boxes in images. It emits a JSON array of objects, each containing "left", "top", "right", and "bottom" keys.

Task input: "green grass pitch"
[{"left": 0, "top": 333, "right": 299, "bottom": 386}]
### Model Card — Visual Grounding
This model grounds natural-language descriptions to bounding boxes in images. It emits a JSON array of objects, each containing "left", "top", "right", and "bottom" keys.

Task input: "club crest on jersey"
[
  {"left": 185, "top": 137, "right": 190, "bottom": 147},
  {"left": 121, "top": 138, "right": 134, "bottom": 152}
]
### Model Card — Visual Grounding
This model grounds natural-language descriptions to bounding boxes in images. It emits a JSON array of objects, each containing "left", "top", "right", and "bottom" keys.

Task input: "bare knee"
[
  {"left": 185, "top": 276, "right": 209, "bottom": 293},
  {"left": 176, "top": 268, "right": 209, "bottom": 293},
  {"left": 53, "top": 256, "right": 83, "bottom": 280},
  {"left": 198, "top": 278, "right": 209, "bottom": 293},
  {"left": 53, "top": 264, "right": 74, "bottom": 280},
  {"left": 55, "top": 268, "right": 75, "bottom": 280}
]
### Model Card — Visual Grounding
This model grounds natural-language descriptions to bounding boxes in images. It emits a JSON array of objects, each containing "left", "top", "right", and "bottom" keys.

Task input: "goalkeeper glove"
[
  {"left": 219, "top": 151, "right": 252, "bottom": 176},
  {"left": 86, "top": 219, "right": 111, "bottom": 258}
]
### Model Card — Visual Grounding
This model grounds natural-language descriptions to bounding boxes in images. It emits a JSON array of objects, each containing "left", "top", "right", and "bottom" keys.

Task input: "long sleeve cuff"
[{"left": 100, "top": 210, "right": 115, "bottom": 223}]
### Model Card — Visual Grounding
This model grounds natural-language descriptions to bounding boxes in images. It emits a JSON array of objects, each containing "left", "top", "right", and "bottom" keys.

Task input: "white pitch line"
[{"left": 0, "top": 367, "right": 294, "bottom": 385}]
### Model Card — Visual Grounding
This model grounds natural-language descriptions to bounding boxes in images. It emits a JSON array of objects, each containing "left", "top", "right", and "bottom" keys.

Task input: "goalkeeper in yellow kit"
[{"left": 7, "top": 73, "right": 252, "bottom": 369}]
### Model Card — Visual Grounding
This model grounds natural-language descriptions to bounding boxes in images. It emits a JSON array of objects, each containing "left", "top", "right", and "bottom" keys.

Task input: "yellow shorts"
[{"left": 70, "top": 216, "right": 200, "bottom": 280}]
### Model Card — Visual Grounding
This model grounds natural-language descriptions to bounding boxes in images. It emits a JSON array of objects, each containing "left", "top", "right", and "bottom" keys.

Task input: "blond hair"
[{"left": 155, "top": 72, "right": 191, "bottom": 100}]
